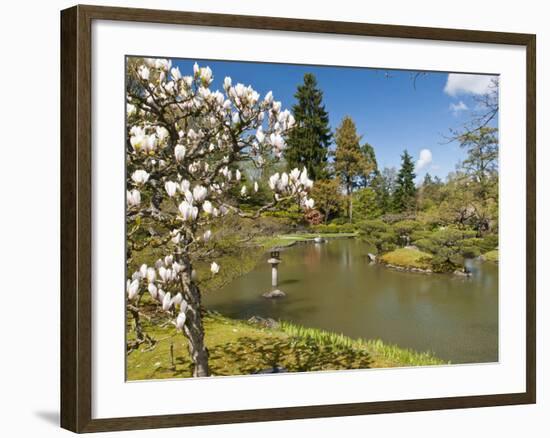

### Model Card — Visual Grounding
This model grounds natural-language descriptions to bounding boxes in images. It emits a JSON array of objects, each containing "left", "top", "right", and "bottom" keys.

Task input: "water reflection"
[{"left": 204, "top": 239, "right": 499, "bottom": 364}]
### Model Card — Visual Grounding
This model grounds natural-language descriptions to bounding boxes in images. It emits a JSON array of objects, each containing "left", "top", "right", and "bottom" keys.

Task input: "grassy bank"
[{"left": 127, "top": 312, "right": 446, "bottom": 380}]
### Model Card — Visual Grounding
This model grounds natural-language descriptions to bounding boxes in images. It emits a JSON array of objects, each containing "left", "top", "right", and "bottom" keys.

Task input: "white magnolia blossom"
[
  {"left": 178, "top": 201, "right": 199, "bottom": 222},
  {"left": 223, "top": 76, "right": 232, "bottom": 90},
  {"left": 127, "top": 103, "right": 136, "bottom": 116},
  {"left": 156, "top": 127, "right": 169, "bottom": 144},
  {"left": 174, "top": 145, "right": 186, "bottom": 161},
  {"left": 200, "top": 66, "right": 213, "bottom": 84},
  {"left": 131, "top": 169, "right": 150, "bottom": 185},
  {"left": 171, "top": 232, "right": 181, "bottom": 244},
  {"left": 146, "top": 267, "right": 156, "bottom": 282},
  {"left": 176, "top": 312, "right": 187, "bottom": 330},
  {"left": 202, "top": 200, "right": 213, "bottom": 215},
  {"left": 138, "top": 65, "right": 150, "bottom": 81},
  {"left": 162, "top": 292, "right": 172, "bottom": 311},
  {"left": 127, "top": 279, "right": 139, "bottom": 300},
  {"left": 127, "top": 189, "right": 141, "bottom": 207},
  {"left": 210, "top": 262, "right": 220, "bottom": 274},
  {"left": 192, "top": 185, "right": 207, "bottom": 203},
  {"left": 171, "top": 293, "right": 184, "bottom": 307},
  {"left": 203, "top": 229, "right": 212, "bottom": 242},
  {"left": 139, "top": 264, "right": 148, "bottom": 278},
  {"left": 147, "top": 282, "right": 158, "bottom": 299},
  {"left": 180, "top": 179, "right": 191, "bottom": 192},
  {"left": 171, "top": 66, "right": 181, "bottom": 80},
  {"left": 165, "top": 181, "right": 178, "bottom": 197},
  {"left": 304, "top": 198, "right": 315, "bottom": 209}
]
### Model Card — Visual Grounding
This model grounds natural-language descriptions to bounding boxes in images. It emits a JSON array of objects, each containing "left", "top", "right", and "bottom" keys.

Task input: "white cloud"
[
  {"left": 449, "top": 100, "right": 469, "bottom": 115},
  {"left": 444, "top": 74, "right": 496, "bottom": 96},
  {"left": 415, "top": 149, "right": 432, "bottom": 172}
]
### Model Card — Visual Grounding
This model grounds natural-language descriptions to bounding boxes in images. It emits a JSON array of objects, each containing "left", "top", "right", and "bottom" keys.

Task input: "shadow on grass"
[{"left": 208, "top": 336, "right": 372, "bottom": 376}]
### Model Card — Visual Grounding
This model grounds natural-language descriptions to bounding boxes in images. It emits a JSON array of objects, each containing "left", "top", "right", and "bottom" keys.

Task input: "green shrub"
[
  {"left": 483, "top": 249, "right": 499, "bottom": 263},
  {"left": 357, "top": 219, "right": 389, "bottom": 234},
  {"left": 462, "top": 234, "right": 498, "bottom": 253},
  {"left": 357, "top": 220, "right": 397, "bottom": 254},
  {"left": 461, "top": 245, "right": 481, "bottom": 258}
]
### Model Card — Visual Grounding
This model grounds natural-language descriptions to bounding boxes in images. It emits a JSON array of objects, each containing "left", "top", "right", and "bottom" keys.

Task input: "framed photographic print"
[{"left": 60, "top": 4, "right": 536, "bottom": 433}]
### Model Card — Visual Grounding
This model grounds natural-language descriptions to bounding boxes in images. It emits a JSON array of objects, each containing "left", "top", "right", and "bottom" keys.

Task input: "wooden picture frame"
[{"left": 60, "top": 4, "right": 536, "bottom": 433}]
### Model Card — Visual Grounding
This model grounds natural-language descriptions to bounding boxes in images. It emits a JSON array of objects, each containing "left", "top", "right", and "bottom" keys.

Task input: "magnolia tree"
[{"left": 125, "top": 58, "right": 314, "bottom": 377}]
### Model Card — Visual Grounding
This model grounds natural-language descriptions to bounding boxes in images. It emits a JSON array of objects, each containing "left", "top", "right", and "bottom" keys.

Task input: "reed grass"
[{"left": 279, "top": 321, "right": 447, "bottom": 367}]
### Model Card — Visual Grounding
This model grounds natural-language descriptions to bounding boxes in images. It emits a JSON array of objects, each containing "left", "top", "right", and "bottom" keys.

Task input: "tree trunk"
[
  {"left": 180, "top": 262, "right": 209, "bottom": 377},
  {"left": 347, "top": 180, "right": 353, "bottom": 223}
]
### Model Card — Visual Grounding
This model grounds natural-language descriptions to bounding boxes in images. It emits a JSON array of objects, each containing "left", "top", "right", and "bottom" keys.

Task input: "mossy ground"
[
  {"left": 379, "top": 247, "right": 433, "bottom": 270},
  {"left": 127, "top": 312, "right": 445, "bottom": 381}
]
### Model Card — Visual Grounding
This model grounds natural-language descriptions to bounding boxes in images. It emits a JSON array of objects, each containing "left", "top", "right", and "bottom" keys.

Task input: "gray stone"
[
  {"left": 453, "top": 269, "right": 472, "bottom": 277},
  {"left": 248, "top": 316, "right": 280, "bottom": 329},
  {"left": 262, "top": 289, "right": 286, "bottom": 298}
]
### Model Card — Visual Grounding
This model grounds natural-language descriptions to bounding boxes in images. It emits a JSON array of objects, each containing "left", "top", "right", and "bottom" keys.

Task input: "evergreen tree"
[
  {"left": 358, "top": 142, "right": 378, "bottom": 187},
  {"left": 334, "top": 116, "right": 366, "bottom": 222},
  {"left": 423, "top": 172, "right": 434, "bottom": 187},
  {"left": 392, "top": 150, "right": 417, "bottom": 212},
  {"left": 285, "top": 73, "right": 331, "bottom": 180}
]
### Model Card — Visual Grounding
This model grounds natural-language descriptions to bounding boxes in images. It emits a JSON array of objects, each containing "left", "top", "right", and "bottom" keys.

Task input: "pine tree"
[
  {"left": 392, "top": 150, "right": 417, "bottom": 212},
  {"left": 285, "top": 73, "right": 331, "bottom": 180}
]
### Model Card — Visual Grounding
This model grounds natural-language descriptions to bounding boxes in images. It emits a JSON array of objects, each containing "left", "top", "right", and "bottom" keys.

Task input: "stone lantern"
[{"left": 262, "top": 248, "right": 286, "bottom": 298}]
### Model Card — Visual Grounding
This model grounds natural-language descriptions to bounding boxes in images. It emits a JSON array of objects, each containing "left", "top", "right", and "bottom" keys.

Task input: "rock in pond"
[
  {"left": 262, "top": 289, "right": 286, "bottom": 299},
  {"left": 453, "top": 269, "right": 472, "bottom": 277},
  {"left": 367, "top": 253, "right": 377, "bottom": 263},
  {"left": 248, "top": 316, "right": 280, "bottom": 329}
]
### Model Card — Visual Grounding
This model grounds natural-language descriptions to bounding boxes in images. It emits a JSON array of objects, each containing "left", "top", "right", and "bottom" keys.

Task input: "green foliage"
[
  {"left": 461, "top": 246, "right": 481, "bottom": 258},
  {"left": 392, "top": 150, "right": 417, "bottom": 212},
  {"left": 462, "top": 234, "right": 498, "bottom": 253},
  {"left": 393, "top": 220, "right": 423, "bottom": 238},
  {"left": 483, "top": 249, "right": 499, "bottom": 263},
  {"left": 285, "top": 73, "right": 331, "bottom": 180},
  {"left": 352, "top": 187, "right": 381, "bottom": 221},
  {"left": 311, "top": 178, "right": 345, "bottom": 224},
  {"left": 357, "top": 219, "right": 398, "bottom": 253},
  {"left": 417, "top": 173, "right": 444, "bottom": 211},
  {"left": 358, "top": 142, "right": 379, "bottom": 187},
  {"left": 459, "top": 127, "right": 499, "bottom": 196},
  {"left": 412, "top": 227, "right": 478, "bottom": 272}
]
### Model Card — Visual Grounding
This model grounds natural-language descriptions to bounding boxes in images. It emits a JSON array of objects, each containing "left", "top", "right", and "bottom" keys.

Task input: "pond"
[{"left": 203, "top": 238, "right": 498, "bottom": 364}]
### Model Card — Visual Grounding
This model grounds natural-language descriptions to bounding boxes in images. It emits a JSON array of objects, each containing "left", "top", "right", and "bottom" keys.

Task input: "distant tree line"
[{"left": 280, "top": 72, "right": 498, "bottom": 238}]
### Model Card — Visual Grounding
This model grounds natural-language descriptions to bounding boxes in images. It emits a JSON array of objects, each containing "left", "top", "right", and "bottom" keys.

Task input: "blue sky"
[{"left": 170, "top": 58, "right": 498, "bottom": 181}]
